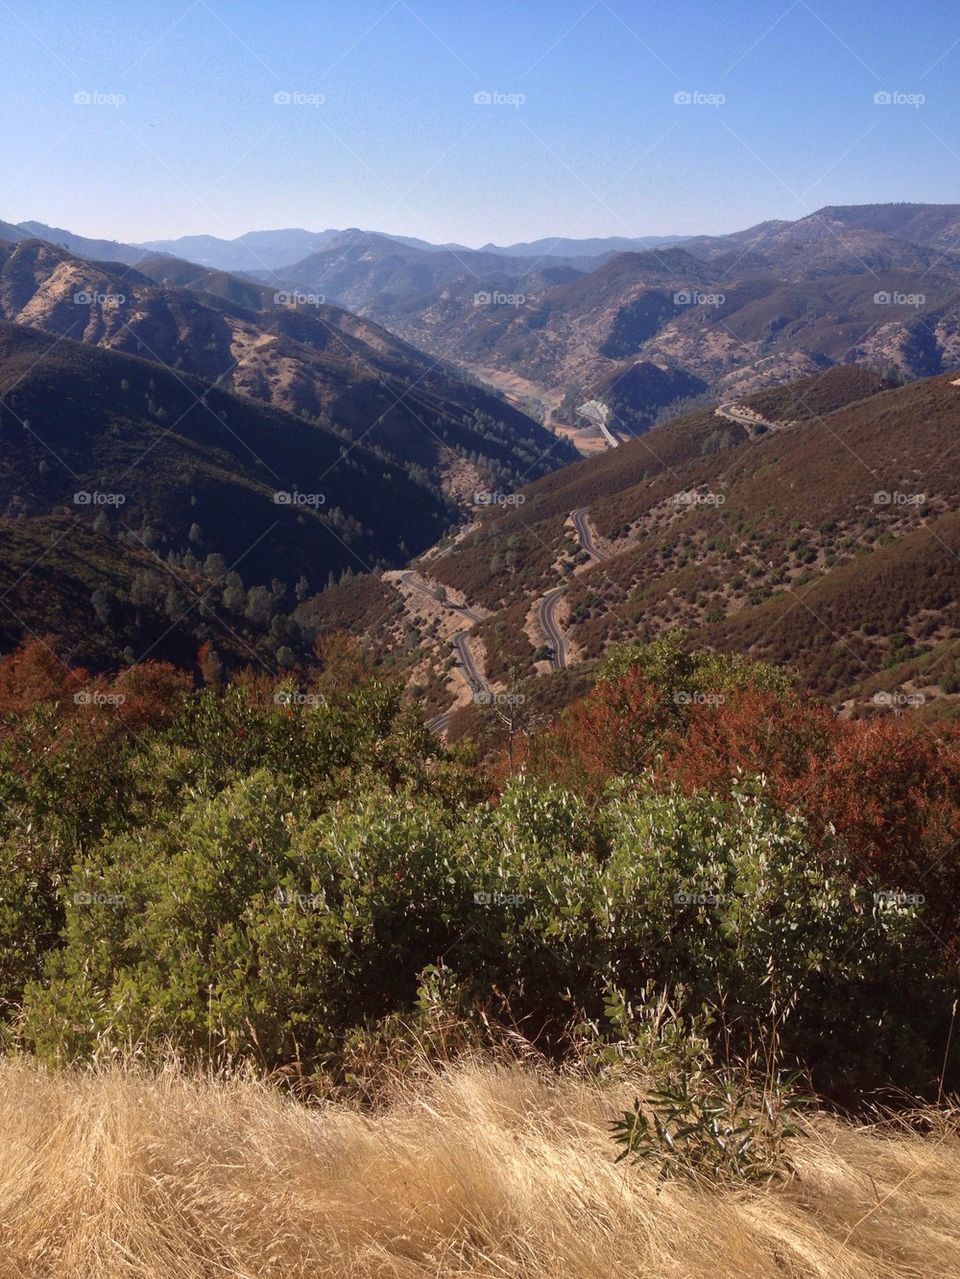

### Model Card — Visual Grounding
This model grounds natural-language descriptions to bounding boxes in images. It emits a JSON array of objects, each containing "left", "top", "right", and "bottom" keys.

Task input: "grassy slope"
[{"left": 1, "top": 1056, "right": 957, "bottom": 1278}]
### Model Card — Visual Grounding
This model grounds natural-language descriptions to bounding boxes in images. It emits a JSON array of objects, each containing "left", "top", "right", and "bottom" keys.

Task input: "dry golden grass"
[{"left": 0, "top": 1055, "right": 958, "bottom": 1278}]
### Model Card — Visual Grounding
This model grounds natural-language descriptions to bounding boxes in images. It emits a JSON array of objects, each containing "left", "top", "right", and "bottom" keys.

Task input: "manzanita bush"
[{"left": 0, "top": 634, "right": 956, "bottom": 1103}]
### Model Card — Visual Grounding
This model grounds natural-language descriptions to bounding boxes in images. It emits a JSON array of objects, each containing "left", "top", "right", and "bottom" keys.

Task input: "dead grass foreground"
[{"left": 0, "top": 1054, "right": 958, "bottom": 1278}]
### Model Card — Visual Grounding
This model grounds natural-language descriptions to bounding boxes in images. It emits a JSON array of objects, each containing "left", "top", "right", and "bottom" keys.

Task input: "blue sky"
[{"left": 1, "top": 0, "right": 958, "bottom": 246}]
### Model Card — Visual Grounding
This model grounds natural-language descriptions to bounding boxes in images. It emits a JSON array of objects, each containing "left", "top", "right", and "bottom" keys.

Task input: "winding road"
[
  {"left": 408, "top": 508, "right": 609, "bottom": 726},
  {"left": 537, "top": 587, "right": 567, "bottom": 671},
  {"left": 451, "top": 628, "right": 489, "bottom": 694},
  {"left": 532, "top": 507, "right": 613, "bottom": 672},
  {"left": 426, "top": 708, "right": 454, "bottom": 734},
  {"left": 715, "top": 403, "right": 786, "bottom": 434},
  {"left": 571, "top": 507, "right": 610, "bottom": 562},
  {"left": 395, "top": 571, "right": 488, "bottom": 732},
  {"left": 399, "top": 571, "right": 483, "bottom": 622}
]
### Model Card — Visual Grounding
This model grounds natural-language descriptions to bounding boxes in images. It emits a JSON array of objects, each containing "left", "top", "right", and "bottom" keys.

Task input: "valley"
[
  {"left": 4, "top": 8, "right": 960, "bottom": 1274},
  {"left": 4, "top": 204, "right": 960, "bottom": 718}
]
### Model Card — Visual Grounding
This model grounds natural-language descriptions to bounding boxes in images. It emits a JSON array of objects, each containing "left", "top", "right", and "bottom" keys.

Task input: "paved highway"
[
  {"left": 399, "top": 571, "right": 484, "bottom": 622},
  {"left": 537, "top": 586, "right": 567, "bottom": 671},
  {"left": 533, "top": 506, "right": 610, "bottom": 672},
  {"left": 394, "top": 571, "right": 487, "bottom": 734},
  {"left": 715, "top": 403, "right": 785, "bottom": 433},
  {"left": 451, "top": 628, "right": 489, "bottom": 694},
  {"left": 426, "top": 709, "right": 454, "bottom": 734},
  {"left": 571, "top": 507, "right": 610, "bottom": 562}
]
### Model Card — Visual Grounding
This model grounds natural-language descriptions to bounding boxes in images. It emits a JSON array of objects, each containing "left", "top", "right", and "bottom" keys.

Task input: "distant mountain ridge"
[
  {"left": 0, "top": 217, "right": 690, "bottom": 276},
  {"left": 139, "top": 227, "right": 347, "bottom": 271},
  {"left": 141, "top": 228, "right": 691, "bottom": 270},
  {"left": 478, "top": 234, "right": 691, "bottom": 257},
  {"left": 262, "top": 203, "right": 958, "bottom": 430},
  {"left": 6, "top": 202, "right": 960, "bottom": 444}
]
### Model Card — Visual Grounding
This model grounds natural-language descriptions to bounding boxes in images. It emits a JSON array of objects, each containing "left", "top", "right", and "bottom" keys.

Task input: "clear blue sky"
[{"left": 1, "top": 0, "right": 957, "bottom": 246}]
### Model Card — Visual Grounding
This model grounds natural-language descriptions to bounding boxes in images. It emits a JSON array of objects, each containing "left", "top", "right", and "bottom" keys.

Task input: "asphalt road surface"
[
  {"left": 715, "top": 403, "right": 784, "bottom": 433},
  {"left": 399, "top": 571, "right": 484, "bottom": 622},
  {"left": 571, "top": 507, "right": 610, "bottom": 562},
  {"left": 451, "top": 628, "right": 489, "bottom": 693},
  {"left": 537, "top": 586, "right": 567, "bottom": 671},
  {"left": 395, "top": 571, "right": 486, "bottom": 733}
]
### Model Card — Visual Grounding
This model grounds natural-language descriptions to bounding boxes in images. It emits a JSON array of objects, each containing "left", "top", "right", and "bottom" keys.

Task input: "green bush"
[
  {"left": 16, "top": 766, "right": 949, "bottom": 1095},
  {"left": 1, "top": 647, "right": 954, "bottom": 1097},
  {"left": 611, "top": 1067, "right": 804, "bottom": 1183}
]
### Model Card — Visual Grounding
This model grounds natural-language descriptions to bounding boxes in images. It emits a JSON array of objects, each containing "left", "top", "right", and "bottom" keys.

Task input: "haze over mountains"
[
  {"left": 140, "top": 228, "right": 689, "bottom": 271},
  {"left": 9, "top": 204, "right": 960, "bottom": 443},
  {"left": 0, "top": 218, "right": 687, "bottom": 275}
]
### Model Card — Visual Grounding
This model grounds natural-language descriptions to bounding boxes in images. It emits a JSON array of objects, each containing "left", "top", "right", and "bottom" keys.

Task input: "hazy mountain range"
[
  {"left": 0, "top": 217, "right": 687, "bottom": 274},
  {"left": 259, "top": 204, "right": 960, "bottom": 430}
]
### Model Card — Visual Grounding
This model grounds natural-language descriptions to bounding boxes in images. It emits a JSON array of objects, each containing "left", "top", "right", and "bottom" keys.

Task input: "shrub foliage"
[{"left": 0, "top": 634, "right": 957, "bottom": 1101}]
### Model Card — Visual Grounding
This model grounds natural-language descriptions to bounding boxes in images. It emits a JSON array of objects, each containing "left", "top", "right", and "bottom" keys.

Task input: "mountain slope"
[
  {"left": 15, "top": 221, "right": 152, "bottom": 266},
  {"left": 265, "top": 205, "right": 960, "bottom": 433},
  {"left": 0, "top": 239, "right": 574, "bottom": 502},
  {"left": 257, "top": 230, "right": 600, "bottom": 318},
  {"left": 309, "top": 365, "right": 960, "bottom": 719},
  {"left": 0, "top": 320, "right": 454, "bottom": 651}
]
